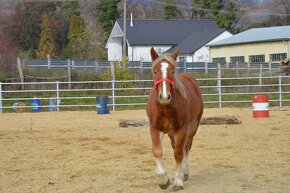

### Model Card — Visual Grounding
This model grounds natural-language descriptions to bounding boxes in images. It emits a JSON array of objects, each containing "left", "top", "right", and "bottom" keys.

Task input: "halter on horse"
[{"left": 146, "top": 48, "right": 204, "bottom": 192}]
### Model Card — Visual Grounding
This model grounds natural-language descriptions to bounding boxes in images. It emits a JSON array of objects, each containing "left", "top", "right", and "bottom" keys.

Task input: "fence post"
[
  {"left": 95, "top": 61, "right": 98, "bottom": 72},
  {"left": 236, "top": 61, "right": 239, "bottom": 77},
  {"left": 140, "top": 60, "right": 144, "bottom": 74},
  {"left": 72, "top": 60, "right": 75, "bottom": 70},
  {"left": 247, "top": 61, "right": 250, "bottom": 74},
  {"left": 0, "top": 82, "right": 2, "bottom": 114},
  {"left": 217, "top": 63, "right": 222, "bottom": 108},
  {"left": 259, "top": 64, "right": 263, "bottom": 86},
  {"left": 269, "top": 62, "right": 272, "bottom": 71},
  {"left": 226, "top": 61, "right": 229, "bottom": 69},
  {"left": 111, "top": 62, "right": 115, "bottom": 111},
  {"left": 17, "top": 57, "right": 24, "bottom": 90},
  {"left": 279, "top": 75, "right": 282, "bottom": 107},
  {"left": 56, "top": 81, "right": 60, "bottom": 112},
  {"left": 183, "top": 60, "right": 186, "bottom": 73},
  {"left": 205, "top": 62, "right": 208, "bottom": 73},
  {"left": 67, "top": 59, "right": 71, "bottom": 89},
  {"left": 47, "top": 55, "right": 51, "bottom": 69}
]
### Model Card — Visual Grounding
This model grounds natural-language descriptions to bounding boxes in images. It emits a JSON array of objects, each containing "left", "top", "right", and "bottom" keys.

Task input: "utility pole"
[{"left": 122, "top": 0, "right": 127, "bottom": 65}]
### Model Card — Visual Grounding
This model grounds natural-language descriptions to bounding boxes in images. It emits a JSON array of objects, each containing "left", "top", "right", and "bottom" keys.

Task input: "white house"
[{"left": 106, "top": 19, "right": 232, "bottom": 62}]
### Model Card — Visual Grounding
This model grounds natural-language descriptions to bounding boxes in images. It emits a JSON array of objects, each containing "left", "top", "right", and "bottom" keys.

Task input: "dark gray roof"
[
  {"left": 116, "top": 19, "right": 225, "bottom": 54},
  {"left": 167, "top": 29, "right": 224, "bottom": 54},
  {"left": 207, "top": 25, "right": 290, "bottom": 47}
]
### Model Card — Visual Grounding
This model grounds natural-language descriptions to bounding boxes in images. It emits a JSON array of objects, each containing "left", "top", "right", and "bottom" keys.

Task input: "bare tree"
[
  {"left": 79, "top": 0, "right": 106, "bottom": 59},
  {"left": 279, "top": 0, "right": 290, "bottom": 24}
]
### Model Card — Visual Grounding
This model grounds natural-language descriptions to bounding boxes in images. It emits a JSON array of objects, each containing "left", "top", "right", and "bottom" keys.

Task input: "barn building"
[
  {"left": 106, "top": 19, "right": 232, "bottom": 62},
  {"left": 207, "top": 25, "right": 290, "bottom": 64}
]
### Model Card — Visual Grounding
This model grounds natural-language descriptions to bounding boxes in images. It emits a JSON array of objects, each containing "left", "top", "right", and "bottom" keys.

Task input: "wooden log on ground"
[
  {"left": 200, "top": 115, "right": 241, "bottom": 125},
  {"left": 119, "top": 119, "right": 148, "bottom": 127},
  {"left": 119, "top": 115, "right": 241, "bottom": 127}
]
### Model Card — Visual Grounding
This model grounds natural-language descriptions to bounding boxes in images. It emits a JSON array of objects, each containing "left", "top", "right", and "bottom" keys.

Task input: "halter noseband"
[
  {"left": 154, "top": 78, "right": 175, "bottom": 88},
  {"left": 152, "top": 54, "right": 176, "bottom": 90}
]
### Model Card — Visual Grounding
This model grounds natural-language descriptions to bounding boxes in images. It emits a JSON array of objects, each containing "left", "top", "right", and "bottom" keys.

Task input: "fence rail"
[
  {"left": 1, "top": 75, "right": 290, "bottom": 113},
  {"left": 22, "top": 58, "right": 282, "bottom": 74}
]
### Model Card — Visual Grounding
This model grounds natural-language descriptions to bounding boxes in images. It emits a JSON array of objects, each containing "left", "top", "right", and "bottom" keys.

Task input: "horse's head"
[{"left": 150, "top": 47, "right": 179, "bottom": 105}]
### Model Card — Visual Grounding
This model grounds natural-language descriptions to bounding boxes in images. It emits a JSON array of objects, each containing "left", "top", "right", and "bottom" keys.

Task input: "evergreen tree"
[
  {"left": 163, "top": 0, "right": 177, "bottom": 20},
  {"left": 61, "top": 1, "right": 81, "bottom": 17},
  {"left": 215, "top": 1, "right": 240, "bottom": 33},
  {"left": 63, "top": 15, "right": 86, "bottom": 59},
  {"left": 36, "top": 14, "right": 57, "bottom": 58},
  {"left": 215, "top": 1, "right": 241, "bottom": 33},
  {"left": 192, "top": 0, "right": 222, "bottom": 19},
  {"left": 96, "top": 0, "right": 120, "bottom": 40}
]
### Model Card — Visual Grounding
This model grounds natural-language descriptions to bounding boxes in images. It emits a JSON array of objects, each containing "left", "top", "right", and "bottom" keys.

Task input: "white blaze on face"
[{"left": 161, "top": 62, "right": 169, "bottom": 98}]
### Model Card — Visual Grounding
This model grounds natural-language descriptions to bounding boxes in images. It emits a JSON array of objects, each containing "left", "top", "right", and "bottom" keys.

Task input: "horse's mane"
[
  {"left": 152, "top": 54, "right": 188, "bottom": 99},
  {"left": 173, "top": 73, "right": 187, "bottom": 99}
]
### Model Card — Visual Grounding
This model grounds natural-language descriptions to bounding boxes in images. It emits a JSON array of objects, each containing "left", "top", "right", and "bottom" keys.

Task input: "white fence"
[{"left": 1, "top": 75, "right": 290, "bottom": 113}]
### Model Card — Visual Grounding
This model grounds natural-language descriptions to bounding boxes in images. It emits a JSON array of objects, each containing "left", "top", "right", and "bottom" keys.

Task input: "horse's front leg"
[
  {"left": 172, "top": 128, "right": 186, "bottom": 192},
  {"left": 150, "top": 128, "right": 170, "bottom": 189}
]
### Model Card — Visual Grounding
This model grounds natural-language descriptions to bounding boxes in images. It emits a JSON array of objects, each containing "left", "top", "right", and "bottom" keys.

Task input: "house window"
[
  {"left": 270, "top": 53, "right": 287, "bottom": 62},
  {"left": 249, "top": 55, "right": 265, "bottom": 63},
  {"left": 179, "top": 56, "right": 185, "bottom": 63},
  {"left": 212, "top": 57, "right": 226, "bottom": 64},
  {"left": 230, "top": 56, "right": 245, "bottom": 64}
]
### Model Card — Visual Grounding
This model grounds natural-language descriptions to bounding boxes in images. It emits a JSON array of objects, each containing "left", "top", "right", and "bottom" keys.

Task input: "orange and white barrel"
[{"left": 252, "top": 94, "right": 269, "bottom": 118}]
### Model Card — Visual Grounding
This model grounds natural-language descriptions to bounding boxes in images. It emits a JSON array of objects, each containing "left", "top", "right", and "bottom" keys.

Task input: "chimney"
[{"left": 130, "top": 13, "right": 133, "bottom": 27}]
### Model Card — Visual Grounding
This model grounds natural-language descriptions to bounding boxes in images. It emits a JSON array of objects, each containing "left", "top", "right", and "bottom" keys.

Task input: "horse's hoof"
[
  {"left": 171, "top": 185, "right": 184, "bottom": 192},
  {"left": 184, "top": 174, "right": 189, "bottom": 181},
  {"left": 159, "top": 178, "right": 170, "bottom": 190}
]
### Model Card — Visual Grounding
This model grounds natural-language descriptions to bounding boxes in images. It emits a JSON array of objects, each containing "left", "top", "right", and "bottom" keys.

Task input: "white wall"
[
  {"left": 193, "top": 31, "right": 233, "bottom": 62},
  {"left": 210, "top": 31, "right": 232, "bottom": 44},
  {"left": 193, "top": 47, "right": 209, "bottom": 62},
  {"left": 129, "top": 46, "right": 172, "bottom": 61},
  {"left": 107, "top": 41, "right": 122, "bottom": 61},
  {"left": 106, "top": 22, "right": 123, "bottom": 61}
]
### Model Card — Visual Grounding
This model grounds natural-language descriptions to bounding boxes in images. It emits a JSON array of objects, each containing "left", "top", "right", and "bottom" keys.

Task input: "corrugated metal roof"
[
  {"left": 116, "top": 19, "right": 224, "bottom": 54},
  {"left": 207, "top": 25, "right": 290, "bottom": 47}
]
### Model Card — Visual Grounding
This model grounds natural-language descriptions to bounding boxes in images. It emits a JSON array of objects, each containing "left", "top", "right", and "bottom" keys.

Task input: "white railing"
[{"left": 0, "top": 75, "right": 290, "bottom": 113}]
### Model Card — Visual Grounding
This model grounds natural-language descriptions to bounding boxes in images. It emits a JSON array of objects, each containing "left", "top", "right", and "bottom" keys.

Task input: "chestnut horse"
[{"left": 146, "top": 48, "right": 204, "bottom": 192}]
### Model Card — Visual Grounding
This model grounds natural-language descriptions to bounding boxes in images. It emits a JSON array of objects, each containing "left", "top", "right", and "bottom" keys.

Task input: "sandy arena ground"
[{"left": 0, "top": 108, "right": 289, "bottom": 193}]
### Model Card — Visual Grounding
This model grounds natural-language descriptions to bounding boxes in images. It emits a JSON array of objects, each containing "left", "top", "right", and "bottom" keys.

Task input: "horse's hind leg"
[{"left": 150, "top": 129, "right": 170, "bottom": 189}]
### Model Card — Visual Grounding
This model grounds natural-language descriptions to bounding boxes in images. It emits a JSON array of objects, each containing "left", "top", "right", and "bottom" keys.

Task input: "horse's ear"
[
  {"left": 171, "top": 48, "right": 180, "bottom": 61},
  {"left": 150, "top": 47, "right": 159, "bottom": 61}
]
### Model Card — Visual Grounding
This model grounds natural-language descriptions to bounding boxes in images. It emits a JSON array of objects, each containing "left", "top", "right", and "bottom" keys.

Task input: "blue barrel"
[
  {"left": 96, "top": 96, "right": 109, "bottom": 114},
  {"left": 48, "top": 98, "right": 54, "bottom": 112},
  {"left": 31, "top": 98, "right": 41, "bottom": 112}
]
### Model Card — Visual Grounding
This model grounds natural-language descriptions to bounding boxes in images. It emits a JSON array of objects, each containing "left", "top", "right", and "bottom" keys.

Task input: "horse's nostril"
[
  {"left": 159, "top": 94, "right": 162, "bottom": 100},
  {"left": 167, "top": 94, "right": 171, "bottom": 100}
]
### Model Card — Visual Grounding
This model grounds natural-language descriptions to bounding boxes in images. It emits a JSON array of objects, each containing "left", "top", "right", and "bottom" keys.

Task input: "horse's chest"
[{"left": 156, "top": 116, "right": 177, "bottom": 133}]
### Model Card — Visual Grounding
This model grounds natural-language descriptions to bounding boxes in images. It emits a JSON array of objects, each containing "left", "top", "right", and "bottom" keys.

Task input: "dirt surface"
[{"left": 0, "top": 108, "right": 289, "bottom": 193}]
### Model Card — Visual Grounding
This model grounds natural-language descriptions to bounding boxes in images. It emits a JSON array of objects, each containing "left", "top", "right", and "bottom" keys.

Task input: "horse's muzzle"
[{"left": 158, "top": 92, "right": 172, "bottom": 105}]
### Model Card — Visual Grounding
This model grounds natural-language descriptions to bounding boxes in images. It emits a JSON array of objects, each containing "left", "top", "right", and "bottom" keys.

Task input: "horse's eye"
[
  {"left": 172, "top": 70, "right": 175, "bottom": 74},
  {"left": 153, "top": 71, "right": 157, "bottom": 75}
]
